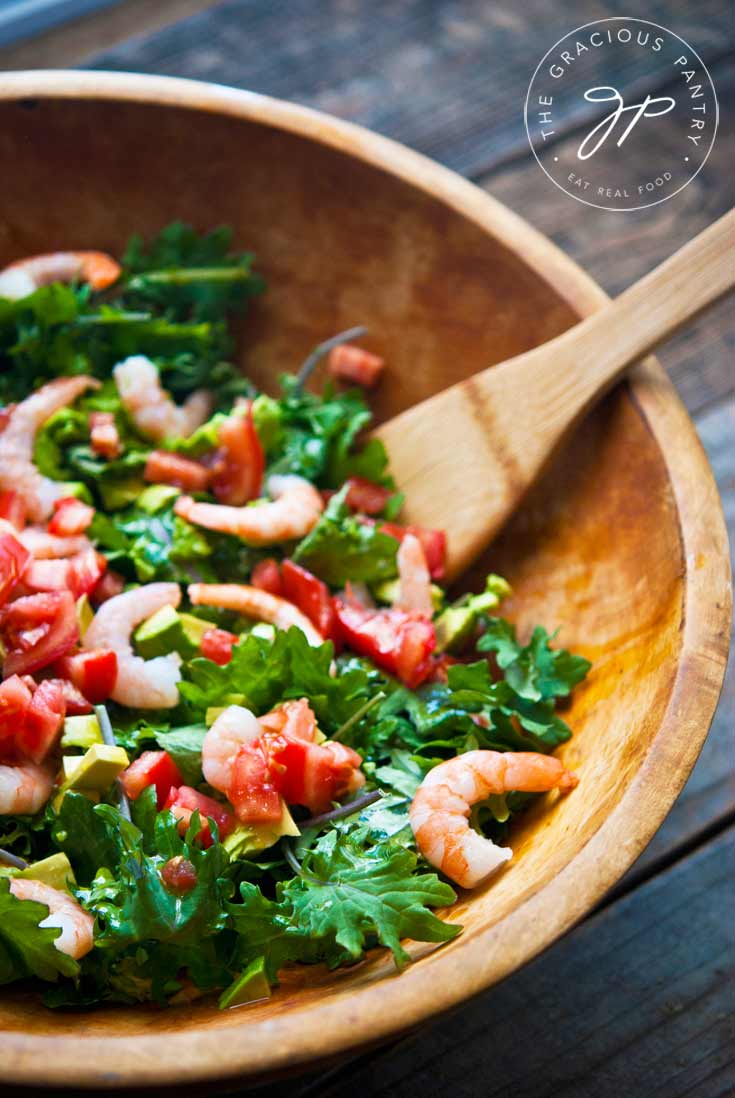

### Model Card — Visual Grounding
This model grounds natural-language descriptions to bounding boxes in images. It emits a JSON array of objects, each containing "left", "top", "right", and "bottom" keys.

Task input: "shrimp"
[
  {"left": 17, "top": 527, "right": 91, "bottom": 559},
  {"left": 8, "top": 879, "right": 94, "bottom": 959},
  {"left": 396, "top": 532, "right": 433, "bottom": 614},
  {"left": 82, "top": 582, "right": 182, "bottom": 708},
  {"left": 175, "top": 474, "right": 323, "bottom": 546},
  {"left": 0, "top": 376, "right": 99, "bottom": 522},
  {"left": 188, "top": 582, "right": 324, "bottom": 646},
  {"left": 202, "top": 704, "right": 263, "bottom": 793},
  {"left": 113, "top": 355, "right": 212, "bottom": 442},
  {"left": 0, "top": 761, "right": 53, "bottom": 815},
  {"left": 0, "top": 250, "right": 121, "bottom": 299},
  {"left": 410, "top": 750, "right": 578, "bottom": 889}
]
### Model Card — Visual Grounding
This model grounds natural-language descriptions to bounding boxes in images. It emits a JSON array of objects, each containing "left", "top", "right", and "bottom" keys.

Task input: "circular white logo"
[{"left": 525, "top": 17, "right": 718, "bottom": 211}]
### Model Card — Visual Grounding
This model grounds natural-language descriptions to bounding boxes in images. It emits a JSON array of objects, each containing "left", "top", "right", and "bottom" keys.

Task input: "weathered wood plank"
[
  {"left": 84, "top": 0, "right": 731, "bottom": 178},
  {"left": 281, "top": 828, "right": 735, "bottom": 1098},
  {"left": 479, "top": 57, "right": 734, "bottom": 417}
]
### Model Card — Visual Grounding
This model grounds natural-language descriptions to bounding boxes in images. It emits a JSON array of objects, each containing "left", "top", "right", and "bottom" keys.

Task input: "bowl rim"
[{"left": 0, "top": 69, "right": 730, "bottom": 1090}]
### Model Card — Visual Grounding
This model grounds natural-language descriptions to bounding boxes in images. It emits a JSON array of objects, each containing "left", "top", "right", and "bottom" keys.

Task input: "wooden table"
[{"left": 3, "top": 2, "right": 733, "bottom": 1094}]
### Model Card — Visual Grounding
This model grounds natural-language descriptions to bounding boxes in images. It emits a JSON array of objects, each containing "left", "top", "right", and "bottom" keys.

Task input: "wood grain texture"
[
  {"left": 0, "top": 72, "right": 729, "bottom": 1089},
  {"left": 375, "top": 212, "right": 734, "bottom": 578},
  {"left": 81, "top": 0, "right": 731, "bottom": 178}
]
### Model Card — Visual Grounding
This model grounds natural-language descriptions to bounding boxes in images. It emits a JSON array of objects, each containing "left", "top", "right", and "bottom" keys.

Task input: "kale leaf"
[{"left": 292, "top": 485, "right": 400, "bottom": 586}]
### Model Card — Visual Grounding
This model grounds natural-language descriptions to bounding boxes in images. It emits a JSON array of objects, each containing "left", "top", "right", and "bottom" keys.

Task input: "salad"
[{"left": 0, "top": 225, "right": 590, "bottom": 1009}]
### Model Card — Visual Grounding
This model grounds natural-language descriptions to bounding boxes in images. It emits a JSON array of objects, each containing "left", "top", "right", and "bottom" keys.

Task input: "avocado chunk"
[
  {"left": 136, "top": 484, "right": 181, "bottom": 514},
  {"left": 250, "top": 622, "right": 275, "bottom": 641},
  {"left": 223, "top": 801, "right": 300, "bottom": 859},
  {"left": 59, "top": 744, "right": 130, "bottom": 795},
  {"left": 61, "top": 714, "right": 103, "bottom": 751},
  {"left": 134, "top": 605, "right": 196, "bottom": 660},
  {"left": 435, "top": 574, "right": 512, "bottom": 653},
  {"left": 372, "top": 578, "right": 444, "bottom": 611},
  {"left": 75, "top": 593, "right": 94, "bottom": 639},
  {"left": 218, "top": 957, "right": 271, "bottom": 1009},
  {"left": 179, "top": 612, "right": 217, "bottom": 647},
  {"left": 17, "top": 853, "right": 76, "bottom": 892},
  {"left": 100, "top": 476, "right": 145, "bottom": 511}
]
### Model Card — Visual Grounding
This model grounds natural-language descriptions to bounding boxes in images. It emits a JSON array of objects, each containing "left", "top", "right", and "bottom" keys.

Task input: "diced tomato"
[
  {"left": 22, "top": 546, "right": 107, "bottom": 600},
  {"left": 281, "top": 559, "right": 338, "bottom": 642},
  {"left": 47, "top": 497, "right": 94, "bottom": 537},
  {"left": 251, "top": 557, "right": 283, "bottom": 597},
  {"left": 1, "top": 591, "right": 79, "bottom": 678},
  {"left": 427, "top": 652, "right": 459, "bottom": 684},
  {"left": 19, "top": 679, "right": 65, "bottom": 763},
  {"left": 0, "top": 674, "right": 33, "bottom": 742},
  {"left": 0, "top": 531, "right": 30, "bottom": 607},
  {"left": 333, "top": 599, "right": 436, "bottom": 688},
  {"left": 0, "top": 490, "right": 27, "bottom": 530},
  {"left": 53, "top": 648, "right": 118, "bottom": 704},
  {"left": 211, "top": 402, "right": 264, "bottom": 506},
  {"left": 48, "top": 677, "right": 92, "bottom": 715},
  {"left": 91, "top": 570, "right": 125, "bottom": 605},
  {"left": 89, "top": 411, "right": 121, "bottom": 460},
  {"left": 259, "top": 698, "right": 317, "bottom": 741},
  {"left": 328, "top": 344, "right": 385, "bottom": 387},
  {"left": 163, "top": 786, "right": 235, "bottom": 847},
  {"left": 343, "top": 477, "right": 392, "bottom": 516},
  {"left": 266, "top": 733, "right": 364, "bottom": 815},
  {"left": 144, "top": 450, "right": 212, "bottom": 492},
  {"left": 160, "top": 855, "right": 197, "bottom": 895},
  {"left": 377, "top": 521, "right": 446, "bottom": 580},
  {"left": 229, "top": 742, "right": 283, "bottom": 824},
  {"left": 200, "top": 628, "right": 237, "bottom": 666},
  {"left": 121, "top": 750, "right": 183, "bottom": 810}
]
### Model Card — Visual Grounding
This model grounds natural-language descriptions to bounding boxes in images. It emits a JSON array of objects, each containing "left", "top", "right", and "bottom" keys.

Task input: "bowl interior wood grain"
[{"left": 0, "top": 73, "right": 729, "bottom": 1091}]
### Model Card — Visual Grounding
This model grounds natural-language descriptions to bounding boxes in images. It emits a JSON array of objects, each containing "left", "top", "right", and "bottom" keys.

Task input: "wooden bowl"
[{"left": 0, "top": 71, "right": 730, "bottom": 1091}]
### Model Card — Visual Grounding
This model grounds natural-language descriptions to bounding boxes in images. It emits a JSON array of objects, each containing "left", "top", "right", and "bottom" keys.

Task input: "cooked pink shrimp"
[
  {"left": 17, "top": 527, "right": 91, "bottom": 559},
  {"left": 113, "top": 355, "right": 212, "bottom": 442},
  {"left": 0, "top": 250, "right": 121, "bottom": 299},
  {"left": 82, "top": 582, "right": 182, "bottom": 708},
  {"left": 188, "top": 582, "right": 324, "bottom": 646},
  {"left": 410, "top": 751, "right": 578, "bottom": 889},
  {"left": 8, "top": 879, "right": 94, "bottom": 959},
  {"left": 0, "top": 761, "right": 54, "bottom": 815},
  {"left": 175, "top": 474, "right": 323, "bottom": 546},
  {"left": 396, "top": 532, "right": 433, "bottom": 614},
  {"left": 0, "top": 376, "right": 99, "bottom": 522},
  {"left": 202, "top": 704, "right": 263, "bottom": 793}
]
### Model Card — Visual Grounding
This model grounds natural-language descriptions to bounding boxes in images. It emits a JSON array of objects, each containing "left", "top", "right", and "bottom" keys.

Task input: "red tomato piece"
[
  {"left": 200, "top": 628, "right": 237, "bottom": 666},
  {"left": 328, "top": 344, "right": 385, "bottom": 387},
  {"left": 251, "top": 558, "right": 283, "bottom": 597},
  {"left": 47, "top": 497, "right": 95, "bottom": 537},
  {"left": 229, "top": 742, "right": 283, "bottom": 824},
  {"left": 281, "top": 559, "right": 338, "bottom": 641},
  {"left": 89, "top": 411, "right": 121, "bottom": 460},
  {"left": 378, "top": 521, "right": 447, "bottom": 580},
  {"left": 91, "top": 570, "right": 125, "bottom": 606},
  {"left": 0, "top": 490, "right": 27, "bottom": 530},
  {"left": 211, "top": 402, "right": 264, "bottom": 506},
  {"left": 333, "top": 599, "right": 436, "bottom": 688},
  {"left": 0, "top": 532, "right": 30, "bottom": 607},
  {"left": 144, "top": 450, "right": 212, "bottom": 492},
  {"left": 121, "top": 750, "right": 183, "bottom": 810},
  {"left": 163, "top": 786, "right": 235, "bottom": 847},
  {"left": 0, "top": 674, "right": 33, "bottom": 743},
  {"left": 54, "top": 648, "right": 118, "bottom": 704},
  {"left": 259, "top": 698, "right": 317, "bottom": 742},
  {"left": 160, "top": 855, "right": 197, "bottom": 895},
  {"left": 1, "top": 591, "right": 79, "bottom": 678},
  {"left": 343, "top": 477, "right": 392, "bottom": 515},
  {"left": 20, "top": 679, "right": 65, "bottom": 763},
  {"left": 48, "top": 677, "right": 92, "bottom": 715},
  {"left": 22, "top": 546, "right": 107, "bottom": 600},
  {"left": 266, "top": 733, "right": 363, "bottom": 815}
]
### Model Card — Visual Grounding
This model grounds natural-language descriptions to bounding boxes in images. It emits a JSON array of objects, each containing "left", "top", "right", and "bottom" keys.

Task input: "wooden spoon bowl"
[{"left": 0, "top": 72, "right": 730, "bottom": 1091}]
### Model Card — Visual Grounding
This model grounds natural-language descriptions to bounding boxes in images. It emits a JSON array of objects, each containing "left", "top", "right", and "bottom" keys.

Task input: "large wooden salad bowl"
[{"left": 0, "top": 72, "right": 730, "bottom": 1090}]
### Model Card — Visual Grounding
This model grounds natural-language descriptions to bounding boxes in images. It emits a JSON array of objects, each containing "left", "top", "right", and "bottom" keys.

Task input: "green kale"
[
  {"left": 292, "top": 485, "right": 400, "bottom": 586},
  {"left": 478, "top": 619, "right": 591, "bottom": 702}
]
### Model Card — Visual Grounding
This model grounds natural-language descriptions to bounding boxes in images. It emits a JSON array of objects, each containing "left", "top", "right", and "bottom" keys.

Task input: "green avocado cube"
[
  {"left": 372, "top": 578, "right": 444, "bottom": 611},
  {"left": 218, "top": 957, "right": 271, "bottom": 1009},
  {"left": 17, "top": 853, "right": 76, "bottom": 892},
  {"left": 134, "top": 605, "right": 193, "bottom": 659},
  {"left": 100, "top": 477, "right": 145, "bottom": 511},
  {"left": 75, "top": 594, "right": 94, "bottom": 639},
  {"left": 222, "top": 802, "right": 300, "bottom": 859},
  {"left": 435, "top": 574, "right": 513, "bottom": 653},
  {"left": 61, "top": 714, "right": 103, "bottom": 751},
  {"left": 136, "top": 484, "right": 181, "bottom": 514},
  {"left": 61, "top": 744, "right": 130, "bottom": 793},
  {"left": 179, "top": 612, "right": 217, "bottom": 647}
]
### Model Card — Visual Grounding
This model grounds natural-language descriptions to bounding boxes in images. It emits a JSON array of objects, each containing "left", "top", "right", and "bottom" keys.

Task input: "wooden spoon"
[{"left": 374, "top": 210, "right": 734, "bottom": 582}]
